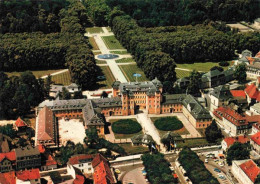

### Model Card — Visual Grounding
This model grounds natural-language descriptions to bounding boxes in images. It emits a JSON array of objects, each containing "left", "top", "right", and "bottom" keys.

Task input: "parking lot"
[{"left": 122, "top": 167, "right": 148, "bottom": 184}]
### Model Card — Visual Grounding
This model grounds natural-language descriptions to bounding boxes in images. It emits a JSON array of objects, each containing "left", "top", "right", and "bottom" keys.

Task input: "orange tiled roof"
[
  {"left": 255, "top": 51, "right": 260, "bottom": 58},
  {"left": 245, "top": 83, "right": 260, "bottom": 101},
  {"left": 73, "top": 174, "right": 85, "bottom": 184},
  {"left": 16, "top": 168, "right": 40, "bottom": 181},
  {"left": 68, "top": 154, "right": 94, "bottom": 165},
  {"left": 0, "top": 171, "right": 16, "bottom": 184},
  {"left": 44, "top": 154, "right": 57, "bottom": 166},
  {"left": 92, "top": 153, "right": 108, "bottom": 168},
  {"left": 0, "top": 151, "right": 16, "bottom": 162},
  {"left": 223, "top": 136, "right": 249, "bottom": 148},
  {"left": 246, "top": 57, "right": 255, "bottom": 65},
  {"left": 15, "top": 117, "right": 27, "bottom": 128},
  {"left": 37, "top": 106, "right": 54, "bottom": 142},
  {"left": 38, "top": 144, "right": 45, "bottom": 153},
  {"left": 240, "top": 160, "right": 260, "bottom": 183},
  {"left": 230, "top": 90, "right": 246, "bottom": 98},
  {"left": 251, "top": 132, "right": 260, "bottom": 146}
]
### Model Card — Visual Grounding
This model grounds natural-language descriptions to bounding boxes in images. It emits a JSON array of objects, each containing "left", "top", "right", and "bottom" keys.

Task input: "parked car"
[{"left": 214, "top": 168, "right": 221, "bottom": 173}]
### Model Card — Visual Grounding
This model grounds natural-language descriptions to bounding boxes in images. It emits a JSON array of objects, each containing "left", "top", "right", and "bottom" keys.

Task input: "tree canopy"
[
  {"left": 226, "top": 142, "right": 250, "bottom": 165},
  {"left": 205, "top": 120, "right": 222, "bottom": 143},
  {"left": 234, "top": 63, "right": 247, "bottom": 84}
]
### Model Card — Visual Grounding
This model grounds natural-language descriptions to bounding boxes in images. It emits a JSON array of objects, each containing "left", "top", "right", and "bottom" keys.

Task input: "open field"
[
  {"left": 110, "top": 50, "right": 129, "bottom": 55},
  {"left": 51, "top": 71, "right": 71, "bottom": 86},
  {"left": 176, "top": 61, "right": 233, "bottom": 72},
  {"left": 175, "top": 69, "right": 191, "bottom": 79},
  {"left": 97, "top": 66, "right": 115, "bottom": 89},
  {"left": 101, "top": 35, "right": 124, "bottom": 50},
  {"left": 116, "top": 58, "right": 135, "bottom": 63},
  {"left": 150, "top": 117, "right": 189, "bottom": 137},
  {"left": 89, "top": 37, "right": 99, "bottom": 50},
  {"left": 119, "top": 64, "right": 149, "bottom": 82},
  {"left": 120, "top": 143, "right": 149, "bottom": 154},
  {"left": 86, "top": 27, "right": 104, "bottom": 34},
  {"left": 5, "top": 69, "right": 63, "bottom": 78},
  {"left": 109, "top": 118, "right": 143, "bottom": 139}
]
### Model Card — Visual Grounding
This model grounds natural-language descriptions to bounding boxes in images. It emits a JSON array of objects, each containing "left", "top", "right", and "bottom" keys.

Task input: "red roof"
[
  {"left": 0, "top": 171, "right": 16, "bottom": 184},
  {"left": 73, "top": 174, "right": 85, "bottom": 184},
  {"left": 230, "top": 90, "right": 246, "bottom": 99},
  {"left": 92, "top": 154, "right": 108, "bottom": 168},
  {"left": 0, "top": 151, "right": 16, "bottom": 162},
  {"left": 255, "top": 52, "right": 260, "bottom": 58},
  {"left": 251, "top": 132, "right": 260, "bottom": 146},
  {"left": 224, "top": 136, "right": 249, "bottom": 148},
  {"left": 15, "top": 117, "right": 27, "bottom": 128},
  {"left": 245, "top": 83, "right": 260, "bottom": 101},
  {"left": 173, "top": 173, "right": 178, "bottom": 178},
  {"left": 69, "top": 154, "right": 94, "bottom": 165},
  {"left": 44, "top": 154, "right": 57, "bottom": 166},
  {"left": 37, "top": 106, "right": 54, "bottom": 142},
  {"left": 240, "top": 160, "right": 260, "bottom": 182},
  {"left": 38, "top": 144, "right": 45, "bottom": 153},
  {"left": 16, "top": 169, "right": 40, "bottom": 181}
]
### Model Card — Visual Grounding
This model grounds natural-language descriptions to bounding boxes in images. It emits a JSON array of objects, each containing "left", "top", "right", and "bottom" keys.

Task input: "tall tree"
[
  {"left": 187, "top": 70, "right": 201, "bottom": 95},
  {"left": 234, "top": 63, "right": 247, "bottom": 84},
  {"left": 226, "top": 142, "right": 250, "bottom": 165},
  {"left": 205, "top": 120, "right": 222, "bottom": 143}
]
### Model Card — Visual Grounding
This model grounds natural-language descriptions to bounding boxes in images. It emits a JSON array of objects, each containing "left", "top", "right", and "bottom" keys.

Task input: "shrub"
[
  {"left": 154, "top": 117, "right": 183, "bottom": 131},
  {"left": 219, "top": 61, "right": 229, "bottom": 67},
  {"left": 112, "top": 119, "right": 142, "bottom": 134}
]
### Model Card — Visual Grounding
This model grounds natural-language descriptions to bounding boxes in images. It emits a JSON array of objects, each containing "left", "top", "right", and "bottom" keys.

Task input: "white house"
[{"left": 67, "top": 154, "right": 94, "bottom": 174}]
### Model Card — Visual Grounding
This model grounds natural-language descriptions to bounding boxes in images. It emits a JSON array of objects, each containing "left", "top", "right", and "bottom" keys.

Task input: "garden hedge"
[
  {"left": 154, "top": 117, "right": 183, "bottom": 131},
  {"left": 112, "top": 119, "right": 142, "bottom": 134}
]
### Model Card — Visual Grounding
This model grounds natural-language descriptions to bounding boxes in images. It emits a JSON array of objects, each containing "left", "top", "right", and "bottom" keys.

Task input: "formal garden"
[
  {"left": 89, "top": 37, "right": 99, "bottom": 50},
  {"left": 51, "top": 71, "right": 72, "bottom": 86},
  {"left": 96, "top": 66, "right": 115, "bottom": 89},
  {"left": 110, "top": 50, "right": 129, "bottom": 55},
  {"left": 115, "top": 58, "right": 135, "bottom": 63},
  {"left": 86, "top": 27, "right": 104, "bottom": 34},
  {"left": 110, "top": 119, "right": 143, "bottom": 139},
  {"left": 119, "top": 64, "right": 149, "bottom": 82},
  {"left": 101, "top": 35, "right": 125, "bottom": 50}
]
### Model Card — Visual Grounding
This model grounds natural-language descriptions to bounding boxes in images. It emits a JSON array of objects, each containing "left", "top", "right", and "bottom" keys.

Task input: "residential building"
[
  {"left": 0, "top": 151, "right": 16, "bottom": 173},
  {"left": 230, "top": 90, "right": 247, "bottom": 105},
  {"left": 15, "top": 145, "right": 41, "bottom": 170},
  {"left": 245, "top": 83, "right": 260, "bottom": 103},
  {"left": 0, "top": 171, "right": 16, "bottom": 184},
  {"left": 92, "top": 154, "right": 116, "bottom": 184},
  {"left": 14, "top": 117, "right": 28, "bottom": 133},
  {"left": 0, "top": 133, "right": 10, "bottom": 153},
  {"left": 250, "top": 103, "right": 260, "bottom": 115},
  {"left": 174, "top": 77, "right": 190, "bottom": 89},
  {"left": 213, "top": 106, "right": 260, "bottom": 136},
  {"left": 251, "top": 132, "right": 260, "bottom": 154},
  {"left": 252, "top": 122, "right": 260, "bottom": 134},
  {"left": 182, "top": 95, "right": 212, "bottom": 128},
  {"left": 68, "top": 154, "right": 95, "bottom": 174},
  {"left": 221, "top": 136, "right": 249, "bottom": 151},
  {"left": 232, "top": 159, "right": 260, "bottom": 184},
  {"left": 16, "top": 168, "right": 41, "bottom": 184},
  {"left": 49, "top": 83, "right": 80, "bottom": 99},
  {"left": 209, "top": 85, "right": 233, "bottom": 112},
  {"left": 41, "top": 153, "right": 57, "bottom": 171}
]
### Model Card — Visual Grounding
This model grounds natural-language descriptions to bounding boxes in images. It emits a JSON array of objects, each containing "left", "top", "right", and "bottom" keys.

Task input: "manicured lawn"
[
  {"left": 150, "top": 117, "right": 189, "bottom": 137},
  {"left": 96, "top": 60, "right": 107, "bottom": 64},
  {"left": 51, "top": 71, "right": 71, "bottom": 85},
  {"left": 120, "top": 143, "right": 149, "bottom": 154},
  {"left": 176, "top": 61, "right": 233, "bottom": 72},
  {"left": 119, "top": 64, "right": 149, "bottom": 82},
  {"left": 109, "top": 119, "right": 143, "bottom": 139},
  {"left": 89, "top": 37, "right": 99, "bottom": 50},
  {"left": 5, "top": 69, "right": 62, "bottom": 78},
  {"left": 176, "top": 138, "right": 209, "bottom": 148},
  {"left": 110, "top": 50, "right": 129, "bottom": 55},
  {"left": 116, "top": 58, "right": 135, "bottom": 63},
  {"left": 175, "top": 69, "right": 191, "bottom": 79},
  {"left": 97, "top": 66, "right": 115, "bottom": 89},
  {"left": 154, "top": 117, "right": 183, "bottom": 131},
  {"left": 86, "top": 27, "right": 104, "bottom": 34},
  {"left": 101, "top": 35, "right": 124, "bottom": 50}
]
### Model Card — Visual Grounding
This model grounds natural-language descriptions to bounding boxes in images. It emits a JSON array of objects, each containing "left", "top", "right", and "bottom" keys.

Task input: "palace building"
[{"left": 35, "top": 78, "right": 212, "bottom": 147}]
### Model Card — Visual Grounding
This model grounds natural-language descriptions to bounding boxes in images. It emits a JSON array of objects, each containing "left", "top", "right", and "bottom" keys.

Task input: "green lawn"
[
  {"left": 51, "top": 71, "right": 71, "bottom": 85},
  {"left": 96, "top": 66, "right": 115, "bottom": 89},
  {"left": 120, "top": 143, "right": 149, "bottom": 154},
  {"left": 176, "top": 138, "right": 209, "bottom": 148},
  {"left": 96, "top": 60, "right": 107, "bottom": 64},
  {"left": 116, "top": 58, "right": 135, "bottom": 63},
  {"left": 89, "top": 37, "right": 99, "bottom": 50},
  {"left": 86, "top": 27, "right": 104, "bottom": 34},
  {"left": 101, "top": 35, "right": 124, "bottom": 50},
  {"left": 150, "top": 117, "right": 189, "bottom": 137},
  {"left": 5, "top": 69, "right": 63, "bottom": 79},
  {"left": 110, "top": 50, "right": 129, "bottom": 55},
  {"left": 176, "top": 61, "right": 233, "bottom": 72},
  {"left": 109, "top": 118, "right": 143, "bottom": 139},
  {"left": 119, "top": 64, "right": 148, "bottom": 82},
  {"left": 175, "top": 69, "right": 191, "bottom": 79}
]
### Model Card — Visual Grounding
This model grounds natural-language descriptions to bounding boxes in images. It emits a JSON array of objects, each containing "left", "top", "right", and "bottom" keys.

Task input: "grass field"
[
  {"left": 96, "top": 66, "right": 115, "bottom": 89},
  {"left": 96, "top": 60, "right": 107, "bottom": 64},
  {"left": 150, "top": 117, "right": 189, "bottom": 137},
  {"left": 175, "top": 69, "right": 191, "bottom": 79},
  {"left": 109, "top": 118, "right": 143, "bottom": 139},
  {"left": 101, "top": 36, "right": 124, "bottom": 50},
  {"left": 120, "top": 143, "right": 149, "bottom": 154},
  {"left": 86, "top": 27, "right": 104, "bottom": 34},
  {"left": 119, "top": 64, "right": 148, "bottom": 82},
  {"left": 110, "top": 50, "right": 129, "bottom": 55},
  {"left": 5, "top": 69, "right": 63, "bottom": 78},
  {"left": 51, "top": 71, "right": 71, "bottom": 86},
  {"left": 89, "top": 37, "right": 99, "bottom": 50},
  {"left": 176, "top": 61, "right": 233, "bottom": 72},
  {"left": 116, "top": 58, "right": 135, "bottom": 63},
  {"left": 177, "top": 138, "right": 209, "bottom": 148}
]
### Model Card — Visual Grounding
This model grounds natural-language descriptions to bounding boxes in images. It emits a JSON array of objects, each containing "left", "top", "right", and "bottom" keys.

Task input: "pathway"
[
  {"left": 40, "top": 69, "right": 68, "bottom": 79},
  {"left": 86, "top": 28, "right": 128, "bottom": 83},
  {"left": 136, "top": 113, "right": 165, "bottom": 152}
]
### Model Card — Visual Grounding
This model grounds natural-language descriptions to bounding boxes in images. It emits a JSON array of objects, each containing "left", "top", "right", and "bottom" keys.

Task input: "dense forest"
[{"left": 86, "top": 0, "right": 260, "bottom": 27}]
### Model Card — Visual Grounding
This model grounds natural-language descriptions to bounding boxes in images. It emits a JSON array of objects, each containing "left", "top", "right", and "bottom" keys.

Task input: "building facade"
[{"left": 68, "top": 154, "right": 94, "bottom": 174}]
